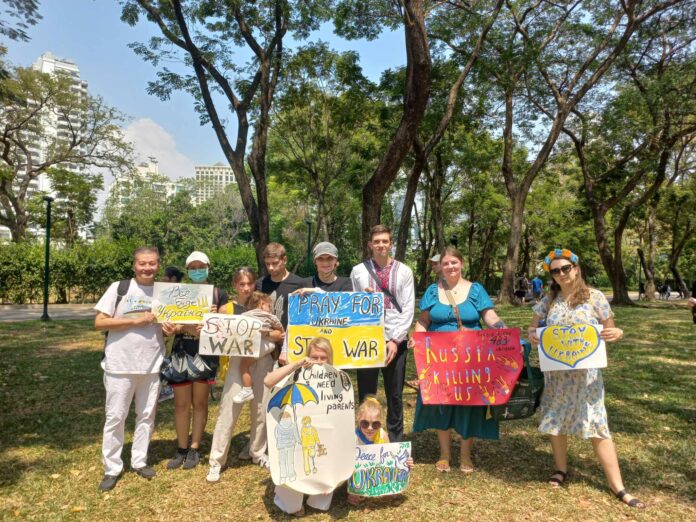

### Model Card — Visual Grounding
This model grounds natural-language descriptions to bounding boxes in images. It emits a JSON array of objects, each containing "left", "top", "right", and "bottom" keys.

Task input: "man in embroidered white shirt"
[{"left": 350, "top": 224, "right": 415, "bottom": 442}]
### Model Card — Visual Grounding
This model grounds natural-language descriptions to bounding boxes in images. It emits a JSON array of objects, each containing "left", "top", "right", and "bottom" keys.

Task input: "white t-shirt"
[{"left": 95, "top": 279, "right": 164, "bottom": 375}]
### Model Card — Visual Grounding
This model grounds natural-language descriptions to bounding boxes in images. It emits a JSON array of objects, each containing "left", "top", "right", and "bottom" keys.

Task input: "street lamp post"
[
  {"left": 40, "top": 196, "right": 54, "bottom": 321},
  {"left": 305, "top": 220, "right": 312, "bottom": 274}
]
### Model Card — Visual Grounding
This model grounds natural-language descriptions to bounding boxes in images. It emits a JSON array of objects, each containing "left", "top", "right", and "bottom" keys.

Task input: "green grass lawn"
[{"left": 0, "top": 304, "right": 694, "bottom": 521}]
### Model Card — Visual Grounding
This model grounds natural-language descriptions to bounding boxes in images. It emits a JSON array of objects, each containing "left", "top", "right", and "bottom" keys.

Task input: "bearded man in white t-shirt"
[{"left": 94, "top": 246, "right": 167, "bottom": 492}]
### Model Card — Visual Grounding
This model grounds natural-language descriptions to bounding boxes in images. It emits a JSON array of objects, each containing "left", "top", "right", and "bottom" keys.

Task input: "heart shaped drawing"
[{"left": 540, "top": 324, "right": 601, "bottom": 368}]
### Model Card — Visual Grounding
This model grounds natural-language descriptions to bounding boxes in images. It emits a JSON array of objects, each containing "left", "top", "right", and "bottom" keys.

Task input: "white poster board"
[
  {"left": 198, "top": 313, "right": 263, "bottom": 357},
  {"left": 151, "top": 282, "right": 214, "bottom": 323},
  {"left": 266, "top": 364, "right": 355, "bottom": 495},
  {"left": 537, "top": 324, "right": 607, "bottom": 371},
  {"left": 347, "top": 442, "right": 412, "bottom": 497}
]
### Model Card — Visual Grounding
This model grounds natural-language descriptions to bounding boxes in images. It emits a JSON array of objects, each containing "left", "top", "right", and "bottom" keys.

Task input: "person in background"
[
  {"left": 515, "top": 274, "right": 530, "bottom": 304},
  {"left": 95, "top": 246, "right": 164, "bottom": 492},
  {"left": 531, "top": 274, "right": 544, "bottom": 302},
  {"left": 296, "top": 242, "right": 353, "bottom": 293},
  {"left": 429, "top": 254, "right": 442, "bottom": 280},
  {"left": 158, "top": 266, "right": 184, "bottom": 403},
  {"left": 528, "top": 248, "right": 644, "bottom": 509}
]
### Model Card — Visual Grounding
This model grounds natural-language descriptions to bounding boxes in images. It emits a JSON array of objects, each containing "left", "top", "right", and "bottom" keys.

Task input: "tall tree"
[
  {"left": 0, "top": 0, "right": 41, "bottom": 42},
  {"left": 335, "top": 0, "right": 431, "bottom": 255},
  {"left": 0, "top": 67, "right": 131, "bottom": 242},
  {"left": 476, "top": 0, "right": 686, "bottom": 303},
  {"left": 562, "top": 8, "right": 696, "bottom": 304},
  {"left": 121, "top": 0, "right": 330, "bottom": 267}
]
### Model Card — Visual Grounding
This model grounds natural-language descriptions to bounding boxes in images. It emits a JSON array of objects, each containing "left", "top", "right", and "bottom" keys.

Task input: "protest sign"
[
  {"left": 347, "top": 442, "right": 412, "bottom": 497},
  {"left": 198, "top": 313, "right": 263, "bottom": 357},
  {"left": 537, "top": 324, "right": 606, "bottom": 371},
  {"left": 287, "top": 292, "right": 386, "bottom": 369},
  {"left": 120, "top": 295, "right": 152, "bottom": 316},
  {"left": 151, "top": 282, "right": 214, "bottom": 323},
  {"left": 413, "top": 329, "right": 523, "bottom": 406},
  {"left": 267, "top": 364, "right": 355, "bottom": 495}
]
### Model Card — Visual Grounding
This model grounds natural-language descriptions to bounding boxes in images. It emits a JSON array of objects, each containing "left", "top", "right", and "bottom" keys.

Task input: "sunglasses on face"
[
  {"left": 550, "top": 264, "right": 574, "bottom": 276},
  {"left": 359, "top": 420, "right": 381, "bottom": 431}
]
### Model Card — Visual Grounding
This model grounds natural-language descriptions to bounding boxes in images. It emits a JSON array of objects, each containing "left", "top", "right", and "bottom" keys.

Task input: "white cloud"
[{"left": 123, "top": 118, "right": 196, "bottom": 180}]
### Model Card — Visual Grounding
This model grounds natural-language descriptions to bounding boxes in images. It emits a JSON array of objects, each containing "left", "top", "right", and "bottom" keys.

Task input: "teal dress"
[{"left": 412, "top": 282, "right": 500, "bottom": 440}]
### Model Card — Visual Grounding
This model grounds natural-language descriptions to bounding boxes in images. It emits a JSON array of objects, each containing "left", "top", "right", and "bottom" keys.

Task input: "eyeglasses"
[
  {"left": 359, "top": 420, "right": 381, "bottom": 431},
  {"left": 550, "top": 264, "right": 574, "bottom": 276}
]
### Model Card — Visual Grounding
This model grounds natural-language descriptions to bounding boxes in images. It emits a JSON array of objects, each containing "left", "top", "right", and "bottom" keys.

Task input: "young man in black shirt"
[
  {"left": 300, "top": 242, "right": 353, "bottom": 292},
  {"left": 256, "top": 242, "right": 305, "bottom": 329}
]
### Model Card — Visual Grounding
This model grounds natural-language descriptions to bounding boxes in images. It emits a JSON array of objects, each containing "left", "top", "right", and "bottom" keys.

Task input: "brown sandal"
[
  {"left": 435, "top": 459, "right": 451, "bottom": 472},
  {"left": 548, "top": 469, "right": 568, "bottom": 487},
  {"left": 613, "top": 489, "right": 646, "bottom": 509}
]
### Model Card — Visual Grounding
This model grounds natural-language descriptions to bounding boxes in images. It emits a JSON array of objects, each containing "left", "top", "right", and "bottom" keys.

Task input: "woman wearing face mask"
[{"left": 162, "top": 251, "right": 228, "bottom": 471}]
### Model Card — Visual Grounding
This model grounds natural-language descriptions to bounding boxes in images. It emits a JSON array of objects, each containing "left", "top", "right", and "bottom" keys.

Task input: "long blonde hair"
[{"left": 548, "top": 263, "right": 591, "bottom": 309}]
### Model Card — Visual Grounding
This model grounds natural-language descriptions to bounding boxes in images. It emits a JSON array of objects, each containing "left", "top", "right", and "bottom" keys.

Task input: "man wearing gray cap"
[{"left": 300, "top": 242, "right": 353, "bottom": 292}]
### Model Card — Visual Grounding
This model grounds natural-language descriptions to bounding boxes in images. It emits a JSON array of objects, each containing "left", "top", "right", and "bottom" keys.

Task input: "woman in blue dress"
[{"left": 412, "top": 247, "right": 507, "bottom": 473}]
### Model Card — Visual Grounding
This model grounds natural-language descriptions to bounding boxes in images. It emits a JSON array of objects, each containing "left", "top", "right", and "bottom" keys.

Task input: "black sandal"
[
  {"left": 613, "top": 489, "right": 646, "bottom": 509},
  {"left": 548, "top": 470, "right": 568, "bottom": 487}
]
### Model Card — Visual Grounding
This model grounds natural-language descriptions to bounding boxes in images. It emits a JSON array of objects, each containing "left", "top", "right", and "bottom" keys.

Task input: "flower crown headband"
[{"left": 542, "top": 248, "right": 579, "bottom": 272}]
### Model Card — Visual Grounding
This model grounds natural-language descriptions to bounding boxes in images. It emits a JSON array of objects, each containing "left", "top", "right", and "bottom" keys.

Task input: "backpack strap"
[
  {"left": 363, "top": 260, "right": 402, "bottom": 313},
  {"left": 102, "top": 279, "right": 132, "bottom": 362}
]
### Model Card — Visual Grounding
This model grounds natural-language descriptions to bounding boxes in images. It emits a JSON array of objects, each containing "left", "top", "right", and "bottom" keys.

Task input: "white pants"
[
  {"left": 274, "top": 485, "right": 333, "bottom": 514},
  {"left": 209, "top": 354, "right": 274, "bottom": 468},
  {"left": 102, "top": 373, "right": 160, "bottom": 476}
]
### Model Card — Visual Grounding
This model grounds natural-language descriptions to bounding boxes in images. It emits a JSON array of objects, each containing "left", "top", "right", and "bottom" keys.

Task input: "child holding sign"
[
  {"left": 233, "top": 292, "right": 284, "bottom": 404},
  {"left": 264, "top": 337, "right": 336, "bottom": 516},
  {"left": 348, "top": 397, "right": 414, "bottom": 506}
]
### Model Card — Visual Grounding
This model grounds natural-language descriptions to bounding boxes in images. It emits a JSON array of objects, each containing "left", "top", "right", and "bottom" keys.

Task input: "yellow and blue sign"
[
  {"left": 287, "top": 292, "right": 386, "bottom": 369},
  {"left": 538, "top": 324, "right": 607, "bottom": 371}
]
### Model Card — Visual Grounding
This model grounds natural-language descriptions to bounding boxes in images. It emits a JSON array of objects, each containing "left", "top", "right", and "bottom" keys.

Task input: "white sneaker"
[
  {"left": 232, "top": 387, "right": 254, "bottom": 404},
  {"left": 206, "top": 464, "right": 221, "bottom": 483},
  {"left": 253, "top": 454, "right": 270, "bottom": 470}
]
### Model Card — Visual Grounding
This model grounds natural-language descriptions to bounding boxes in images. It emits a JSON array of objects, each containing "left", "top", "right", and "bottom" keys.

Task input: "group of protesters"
[{"left": 94, "top": 225, "right": 655, "bottom": 512}]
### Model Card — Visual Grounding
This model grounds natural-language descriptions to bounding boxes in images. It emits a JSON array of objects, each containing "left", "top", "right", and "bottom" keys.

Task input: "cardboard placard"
[
  {"left": 266, "top": 364, "right": 355, "bottom": 495},
  {"left": 413, "top": 329, "right": 523, "bottom": 406},
  {"left": 537, "top": 324, "right": 606, "bottom": 371},
  {"left": 347, "top": 442, "right": 412, "bottom": 497},
  {"left": 198, "top": 313, "right": 263, "bottom": 357},
  {"left": 151, "top": 282, "right": 214, "bottom": 323},
  {"left": 287, "top": 292, "right": 386, "bottom": 369}
]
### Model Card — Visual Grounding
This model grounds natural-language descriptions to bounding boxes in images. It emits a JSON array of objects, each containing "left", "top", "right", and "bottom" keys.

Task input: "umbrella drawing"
[{"left": 267, "top": 382, "right": 320, "bottom": 421}]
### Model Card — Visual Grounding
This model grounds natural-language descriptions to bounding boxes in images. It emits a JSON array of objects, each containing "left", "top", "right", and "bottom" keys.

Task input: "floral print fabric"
[{"left": 532, "top": 289, "right": 614, "bottom": 439}]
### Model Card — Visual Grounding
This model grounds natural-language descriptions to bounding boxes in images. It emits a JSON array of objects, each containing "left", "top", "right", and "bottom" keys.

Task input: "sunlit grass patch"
[{"left": 0, "top": 307, "right": 694, "bottom": 520}]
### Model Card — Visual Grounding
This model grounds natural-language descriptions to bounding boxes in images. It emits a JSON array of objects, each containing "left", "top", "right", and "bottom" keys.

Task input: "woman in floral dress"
[{"left": 528, "top": 249, "right": 645, "bottom": 509}]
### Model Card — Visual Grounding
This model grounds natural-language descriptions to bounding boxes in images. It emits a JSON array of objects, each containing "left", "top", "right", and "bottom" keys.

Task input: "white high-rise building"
[
  {"left": 29, "top": 52, "right": 89, "bottom": 194},
  {"left": 107, "top": 158, "right": 190, "bottom": 214},
  {"left": 195, "top": 163, "right": 236, "bottom": 204},
  {"left": 0, "top": 53, "right": 89, "bottom": 241}
]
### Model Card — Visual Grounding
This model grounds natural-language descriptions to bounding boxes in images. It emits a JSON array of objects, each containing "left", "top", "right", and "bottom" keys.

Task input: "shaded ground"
[{"left": 0, "top": 304, "right": 694, "bottom": 521}]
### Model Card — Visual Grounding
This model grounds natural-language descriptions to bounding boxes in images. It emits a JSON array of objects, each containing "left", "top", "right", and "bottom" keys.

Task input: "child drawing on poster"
[
  {"left": 348, "top": 397, "right": 414, "bottom": 505},
  {"left": 300, "top": 416, "right": 322, "bottom": 475},
  {"left": 275, "top": 411, "right": 300, "bottom": 483}
]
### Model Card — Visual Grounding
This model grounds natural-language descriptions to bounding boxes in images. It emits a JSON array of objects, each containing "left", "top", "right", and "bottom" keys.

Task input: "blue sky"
[{"left": 3, "top": 1, "right": 405, "bottom": 181}]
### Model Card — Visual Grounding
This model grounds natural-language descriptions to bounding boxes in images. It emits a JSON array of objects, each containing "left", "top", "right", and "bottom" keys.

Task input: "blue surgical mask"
[{"left": 188, "top": 268, "right": 209, "bottom": 283}]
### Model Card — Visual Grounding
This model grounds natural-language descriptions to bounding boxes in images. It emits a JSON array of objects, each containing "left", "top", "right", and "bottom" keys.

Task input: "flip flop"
[{"left": 613, "top": 489, "right": 646, "bottom": 509}]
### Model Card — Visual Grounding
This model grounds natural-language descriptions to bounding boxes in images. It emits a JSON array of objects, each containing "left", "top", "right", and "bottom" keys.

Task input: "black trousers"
[{"left": 357, "top": 340, "right": 408, "bottom": 442}]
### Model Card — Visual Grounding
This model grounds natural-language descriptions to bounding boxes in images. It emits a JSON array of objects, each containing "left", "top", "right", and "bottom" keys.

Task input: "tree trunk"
[
  {"left": 361, "top": 0, "right": 431, "bottom": 257},
  {"left": 500, "top": 194, "right": 524, "bottom": 304},
  {"left": 637, "top": 248, "right": 655, "bottom": 300},
  {"left": 395, "top": 139, "right": 426, "bottom": 260},
  {"left": 644, "top": 207, "right": 658, "bottom": 300},
  {"left": 431, "top": 150, "right": 445, "bottom": 252}
]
